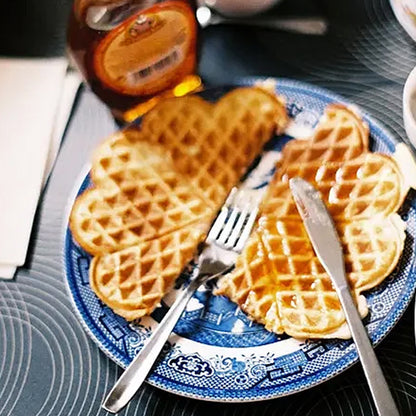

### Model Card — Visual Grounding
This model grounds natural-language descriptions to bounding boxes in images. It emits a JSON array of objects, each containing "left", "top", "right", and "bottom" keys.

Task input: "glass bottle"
[{"left": 68, "top": 0, "right": 201, "bottom": 121}]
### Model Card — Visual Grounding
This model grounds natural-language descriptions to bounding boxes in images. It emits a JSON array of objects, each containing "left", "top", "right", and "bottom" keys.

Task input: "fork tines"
[{"left": 207, "top": 187, "right": 261, "bottom": 251}]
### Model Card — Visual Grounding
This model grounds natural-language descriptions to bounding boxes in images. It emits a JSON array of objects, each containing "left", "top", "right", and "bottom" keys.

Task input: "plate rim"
[
  {"left": 62, "top": 76, "right": 416, "bottom": 402},
  {"left": 390, "top": 0, "right": 416, "bottom": 43}
]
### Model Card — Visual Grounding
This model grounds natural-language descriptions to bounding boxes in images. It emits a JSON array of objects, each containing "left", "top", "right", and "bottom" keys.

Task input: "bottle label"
[{"left": 94, "top": 1, "right": 197, "bottom": 96}]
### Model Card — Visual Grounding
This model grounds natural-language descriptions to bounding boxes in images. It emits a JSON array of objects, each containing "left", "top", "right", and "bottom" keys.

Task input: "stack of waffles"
[
  {"left": 216, "top": 105, "right": 409, "bottom": 339},
  {"left": 69, "top": 87, "right": 288, "bottom": 320}
]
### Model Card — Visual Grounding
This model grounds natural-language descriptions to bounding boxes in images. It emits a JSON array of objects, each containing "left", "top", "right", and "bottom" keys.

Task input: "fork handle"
[
  {"left": 338, "top": 287, "right": 400, "bottom": 416},
  {"left": 102, "top": 283, "right": 196, "bottom": 413},
  {"left": 102, "top": 272, "right": 214, "bottom": 414}
]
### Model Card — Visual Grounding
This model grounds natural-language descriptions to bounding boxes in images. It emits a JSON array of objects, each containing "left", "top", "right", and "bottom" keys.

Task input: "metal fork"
[{"left": 102, "top": 187, "right": 261, "bottom": 414}]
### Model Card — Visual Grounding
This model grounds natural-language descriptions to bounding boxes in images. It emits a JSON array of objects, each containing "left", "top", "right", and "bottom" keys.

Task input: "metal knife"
[{"left": 289, "top": 177, "right": 400, "bottom": 416}]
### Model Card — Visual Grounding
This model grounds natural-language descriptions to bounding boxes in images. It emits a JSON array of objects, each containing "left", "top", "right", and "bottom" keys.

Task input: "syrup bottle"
[{"left": 68, "top": 0, "right": 201, "bottom": 121}]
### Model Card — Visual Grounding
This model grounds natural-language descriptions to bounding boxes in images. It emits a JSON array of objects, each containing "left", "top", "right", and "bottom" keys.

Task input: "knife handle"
[{"left": 338, "top": 286, "right": 400, "bottom": 416}]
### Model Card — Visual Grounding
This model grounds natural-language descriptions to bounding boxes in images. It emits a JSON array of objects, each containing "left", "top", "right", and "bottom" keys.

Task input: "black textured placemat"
[
  {"left": 1, "top": 0, "right": 416, "bottom": 414},
  {"left": 0, "top": 0, "right": 73, "bottom": 57}
]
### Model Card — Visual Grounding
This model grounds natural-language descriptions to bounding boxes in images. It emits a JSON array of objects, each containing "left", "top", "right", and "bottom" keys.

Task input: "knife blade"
[{"left": 289, "top": 177, "right": 399, "bottom": 416}]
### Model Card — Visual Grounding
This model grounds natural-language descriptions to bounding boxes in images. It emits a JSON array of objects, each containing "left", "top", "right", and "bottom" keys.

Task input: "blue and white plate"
[{"left": 64, "top": 78, "right": 416, "bottom": 402}]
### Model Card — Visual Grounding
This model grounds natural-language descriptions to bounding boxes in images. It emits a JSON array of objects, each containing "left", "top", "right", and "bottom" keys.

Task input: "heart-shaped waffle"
[
  {"left": 117, "top": 87, "right": 288, "bottom": 205},
  {"left": 218, "top": 215, "right": 405, "bottom": 339},
  {"left": 70, "top": 141, "right": 214, "bottom": 256},
  {"left": 261, "top": 152, "right": 406, "bottom": 221},
  {"left": 90, "top": 223, "right": 207, "bottom": 320},
  {"left": 278, "top": 104, "right": 369, "bottom": 175},
  {"left": 216, "top": 104, "right": 408, "bottom": 339},
  {"left": 70, "top": 87, "right": 288, "bottom": 319}
]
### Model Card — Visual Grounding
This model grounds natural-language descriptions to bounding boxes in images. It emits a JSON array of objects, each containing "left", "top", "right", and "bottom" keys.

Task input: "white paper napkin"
[
  {"left": 0, "top": 57, "right": 71, "bottom": 279},
  {"left": 43, "top": 68, "right": 82, "bottom": 185}
]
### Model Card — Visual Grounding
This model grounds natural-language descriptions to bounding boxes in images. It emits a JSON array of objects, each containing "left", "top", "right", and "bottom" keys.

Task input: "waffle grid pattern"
[
  {"left": 217, "top": 104, "right": 407, "bottom": 339},
  {"left": 125, "top": 89, "right": 288, "bottom": 205},
  {"left": 70, "top": 87, "right": 288, "bottom": 320},
  {"left": 90, "top": 225, "right": 207, "bottom": 320},
  {"left": 71, "top": 142, "right": 213, "bottom": 256}
]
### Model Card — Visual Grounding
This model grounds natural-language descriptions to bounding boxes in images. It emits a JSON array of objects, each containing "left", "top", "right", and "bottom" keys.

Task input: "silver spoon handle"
[
  {"left": 208, "top": 16, "right": 328, "bottom": 35},
  {"left": 102, "top": 283, "right": 197, "bottom": 414},
  {"left": 337, "top": 286, "right": 400, "bottom": 416}
]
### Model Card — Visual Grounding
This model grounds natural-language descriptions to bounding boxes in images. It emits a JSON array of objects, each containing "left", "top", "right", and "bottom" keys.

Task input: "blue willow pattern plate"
[{"left": 64, "top": 78, "right": 416, "bottom": 402}]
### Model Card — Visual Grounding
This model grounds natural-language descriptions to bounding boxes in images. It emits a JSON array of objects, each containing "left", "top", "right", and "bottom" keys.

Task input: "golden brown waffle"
[
  {"left": 120, "top": 87, "right": 288, "bottom": 205},
  {"left": 216, "top": 104, "right": 408, "bottom": 339},
  {"left": 278, "top": 104, "right": 369, "bottom": 175},
  {"left": 70, "top": 87, "right": 288, "bottom": 319},
  {"left": 71, "top": 87, "right": 288, "bottom": 256},
  {"left": 217, "top": 215, "right": 405, "bottom": 339},
  {"left": 70, "top": 141, "right": 213, "bottom": 256},
  {"left": 90, "top": 223, "right": 207, "bottom": 321},
  {"left": 262, "top": 152, "right": 406, "bottom": 221}
]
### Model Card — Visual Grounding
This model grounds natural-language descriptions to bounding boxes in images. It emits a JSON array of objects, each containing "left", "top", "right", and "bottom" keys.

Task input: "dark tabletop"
[{"left": 1, "top": 0, "right": 416, "bottom": 415}]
